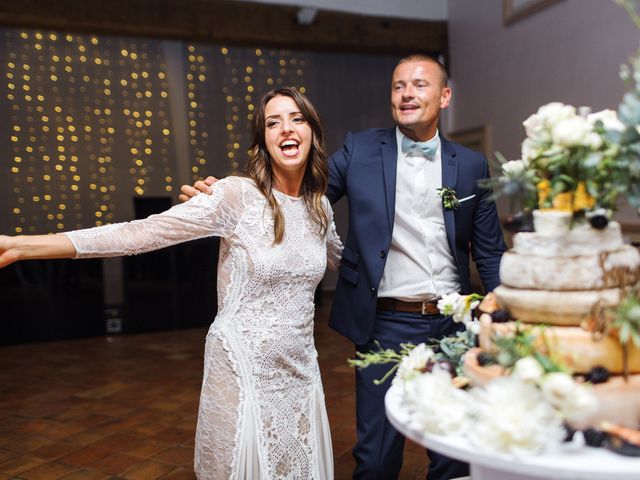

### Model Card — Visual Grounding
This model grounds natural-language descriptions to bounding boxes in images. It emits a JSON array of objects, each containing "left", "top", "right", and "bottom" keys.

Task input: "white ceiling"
[{"left": 232, "top": 0, "right": 448, "bottom": 20}]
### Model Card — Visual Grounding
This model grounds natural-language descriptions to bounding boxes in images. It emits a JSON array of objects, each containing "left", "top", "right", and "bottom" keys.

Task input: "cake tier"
[
  {"left": 499, "top": 244, "right": 640, "bottom": 290},
  {"left": 512, "top": 221, "right": 624, "bottom": 257},
  {"left": 493, "top": 285, "right": 624, "bottom": 326},
  {"left": 463, "top": 348, "right": 640, "bottom": 429},
  {"left": 477, "top": 321, "right": 640, "bottom": 374}
]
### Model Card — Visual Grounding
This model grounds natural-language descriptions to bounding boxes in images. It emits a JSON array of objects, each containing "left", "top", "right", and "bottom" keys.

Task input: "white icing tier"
[
  {"left": 478, "top": 321, "right": 640, "bottom": 374},
  {"left": 493, "top": 285, "right": 624, "bottom": 326},
  {"left": 500, "top": 244, "right": 640, "bottom": 290},
  {"left": 512, "top": 221, "right": 624, "bottom": 257}
]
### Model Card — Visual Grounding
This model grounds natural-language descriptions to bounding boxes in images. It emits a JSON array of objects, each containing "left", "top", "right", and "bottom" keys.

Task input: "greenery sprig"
[
  {"left": 491, "top": 323, "right": 567, "bottom": 373},
  {"left": 348, "top": 341, "right": 417, "bottom": 385}
]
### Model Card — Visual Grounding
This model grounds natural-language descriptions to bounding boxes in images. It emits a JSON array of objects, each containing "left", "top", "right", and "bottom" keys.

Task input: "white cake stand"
[{"left": 385, "top": 384, "right": 640, "bottom": 480}]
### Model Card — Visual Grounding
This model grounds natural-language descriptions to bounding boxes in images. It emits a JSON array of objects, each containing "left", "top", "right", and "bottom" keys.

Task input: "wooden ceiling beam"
[{"left": 0, "top": 0, "right": 447, "bottom": 56}]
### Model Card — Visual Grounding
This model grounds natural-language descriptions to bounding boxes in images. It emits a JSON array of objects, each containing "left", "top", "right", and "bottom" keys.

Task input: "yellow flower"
[
  {"left": 572, "top": 182, "right": 596, "bottom": 210},
  {"left": 537, "top": 180, "right": 594, "bottom": 212}
]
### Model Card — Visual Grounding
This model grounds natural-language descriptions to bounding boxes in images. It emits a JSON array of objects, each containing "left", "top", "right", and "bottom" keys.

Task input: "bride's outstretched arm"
[
  {"left": 0, "top": 176, "right": 245, "bottom": 266},
  {"left": 0, "top": 233, "right": 76, "bottom": 268}
]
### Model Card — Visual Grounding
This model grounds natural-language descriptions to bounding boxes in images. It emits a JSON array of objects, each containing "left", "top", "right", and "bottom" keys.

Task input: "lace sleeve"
[
  {"left": 64, "top": 177, "right": 245, "bottom": 259},
  {"left": 324, "top": 198, "right": 343, "bottom": 271}
]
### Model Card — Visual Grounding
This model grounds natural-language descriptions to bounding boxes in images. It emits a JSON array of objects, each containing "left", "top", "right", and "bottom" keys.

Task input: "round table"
[{"left": 385, "top": 384, "right": 640, "bottom": 480}]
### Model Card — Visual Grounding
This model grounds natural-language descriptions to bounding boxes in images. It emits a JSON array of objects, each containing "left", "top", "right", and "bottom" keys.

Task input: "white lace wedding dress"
[{"left": 64, "top": 176, "right": 342, "bottom": 479}]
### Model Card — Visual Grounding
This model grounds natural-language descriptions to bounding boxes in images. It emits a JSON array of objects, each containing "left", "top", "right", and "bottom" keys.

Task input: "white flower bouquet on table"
[{"left": 348, "top": 295, "right": 612, "bottom": 456}]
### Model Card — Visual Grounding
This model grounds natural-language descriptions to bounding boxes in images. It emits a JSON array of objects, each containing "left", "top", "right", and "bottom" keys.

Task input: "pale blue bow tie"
[{"left": 401, "top": 136, "right": 439, "bottom": 159}]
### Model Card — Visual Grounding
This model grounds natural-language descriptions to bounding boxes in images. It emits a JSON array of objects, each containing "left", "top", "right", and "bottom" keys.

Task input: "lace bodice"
[{"left": 65, "top": 176, "right": 342, "bottom": 479}]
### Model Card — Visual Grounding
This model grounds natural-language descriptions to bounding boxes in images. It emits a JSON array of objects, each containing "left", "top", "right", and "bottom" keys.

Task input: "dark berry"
[
  {"left": 503, "top": 211, "right": 534, "bottom": 233},
  {"left": 503, "top": 213, "right": 523, "bottom": 232},
  {"left": 583, "top": 428, "right": 607, "bottom": 447},
  {"left": 476, "top": 351, "right": 496, "bottom": 367},
  {"left": 427, "top": 359, "right": 456, "bottom": 376},
  {"left": 572, "top": 209, "right": 586, "bottom": 221},
  {"left": 491, "top": 310, "right": 510, "bottom": 323},
  {"left": 585, "top": 366, "right": 610, "bottom": 384},
  {"left": 563, "top": 424, "right": 576, "bottom": 442},
  {"left": 589, "top": 214, "right": 609, "bottom": 230}
]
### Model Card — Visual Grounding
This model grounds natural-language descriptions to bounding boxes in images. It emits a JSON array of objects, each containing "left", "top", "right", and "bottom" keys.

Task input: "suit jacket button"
[
  {"left": 379, "top": 250, "right": 386, "bottom": 258},
  {"left": 370, "top": 287, "right": 376, "bottom": 294}
]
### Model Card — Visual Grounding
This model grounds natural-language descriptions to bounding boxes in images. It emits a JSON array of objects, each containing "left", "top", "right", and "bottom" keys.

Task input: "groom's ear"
[{"left": 440, "top": 86, "right": 452, "bottom": 110}]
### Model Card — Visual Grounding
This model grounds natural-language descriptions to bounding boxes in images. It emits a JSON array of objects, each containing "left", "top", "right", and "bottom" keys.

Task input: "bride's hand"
[
  {"left": 0, "top": 234, "right": 75, "bottom": 268},
  {"left": 0, "top": 235, "right": 19, "bottom": 268}
]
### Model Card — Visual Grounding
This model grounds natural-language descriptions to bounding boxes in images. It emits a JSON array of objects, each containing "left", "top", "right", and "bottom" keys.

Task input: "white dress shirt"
[{"left": 377, "top": 127, "right": 462, "bottom": 301}]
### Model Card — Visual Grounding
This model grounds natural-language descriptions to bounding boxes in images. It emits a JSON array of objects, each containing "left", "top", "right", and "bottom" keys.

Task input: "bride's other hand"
[
  {"left": 0, "top": 234, "right": 76, "bottom": 268},
  {"left": 0, "top": 235, "right": 19, "bottom": 268},
  {"left": 178, "top": 176, "right": 218, "bottom": 203}
]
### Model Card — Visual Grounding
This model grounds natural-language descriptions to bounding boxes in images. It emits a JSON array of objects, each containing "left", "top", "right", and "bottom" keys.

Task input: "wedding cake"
[{"left": 467, "top": 217, "right": 640, "bottom": 429}]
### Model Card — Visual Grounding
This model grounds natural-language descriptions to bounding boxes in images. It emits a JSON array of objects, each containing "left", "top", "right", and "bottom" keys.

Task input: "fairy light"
[
  {"left": 185, "top": 44, "right": 213, "bottom": 181},
  {"left": 4, "top": 29, "right": 177, "bottom": 232}
]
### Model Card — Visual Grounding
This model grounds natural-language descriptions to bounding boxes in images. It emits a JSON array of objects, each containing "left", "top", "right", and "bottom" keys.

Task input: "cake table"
[{"left": 385, "top": 384, "right": 640, "bottom": 480}]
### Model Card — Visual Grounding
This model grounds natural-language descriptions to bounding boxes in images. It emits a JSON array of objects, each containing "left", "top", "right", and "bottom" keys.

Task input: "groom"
[{"left": 180, "top": 55, "right": 506, "bottom": 480}]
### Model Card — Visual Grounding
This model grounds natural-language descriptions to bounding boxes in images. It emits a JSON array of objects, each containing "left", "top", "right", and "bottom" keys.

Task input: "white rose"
[
  {"left": 521, "top": 138, "right": 539, "bottom": 162},
  {"left": 540, "top": 372, "right": 577, "bottom": 408},
  {"left": 501, "top": 159, "right": 527, "bottom": 177},
  {"left": 513, "top": 357, "right": 544, "bottom": 383},
  {"left": 588, "top": 109, "right": 625, "bottom": 132},
  {"left": 537, "top": 102, "right": 576, "bottom": 128},
  {"left": 469, "top": 377, "right": 565, "bottom": 455},
  {"left": 404, "top": 369, "right": 472, "bottom": 436},
  {"left": 464, "top": 319, "right": 481, "bottom": 335},
  {"left": 394, "top": 343, "right": 435, "bottom": 387},
  {"left": 551, "top": 116, "right": 593, "bottom": 147},
  {"left": 522, "top": 113, "right": 550, "bottom": 143},
  {"left": 562, "top": 385, "right": 599, "bottom": 424},
  {"left": 587, "top": 132, "right": 603, "bottom": 150}
]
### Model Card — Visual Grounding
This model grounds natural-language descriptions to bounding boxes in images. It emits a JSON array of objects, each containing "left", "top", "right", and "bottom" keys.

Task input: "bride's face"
[{"left": 264, "top": 95, "right": 312, "bottom": 177}]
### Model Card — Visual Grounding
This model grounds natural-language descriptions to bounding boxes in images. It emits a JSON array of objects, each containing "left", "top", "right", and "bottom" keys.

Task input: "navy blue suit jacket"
[{"left": 326, "top": 128, "right": 506, "bottom": 345}]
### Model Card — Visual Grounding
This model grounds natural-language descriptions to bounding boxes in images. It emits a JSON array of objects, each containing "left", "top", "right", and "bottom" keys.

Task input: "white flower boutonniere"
[{"left": 437, "top": 186, "right": 461, "bottom": 210}]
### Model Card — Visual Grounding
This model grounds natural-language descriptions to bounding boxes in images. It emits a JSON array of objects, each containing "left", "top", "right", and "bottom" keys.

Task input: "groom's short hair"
[{"left": 395, "top": 54, "right": 449, "bottom": 87}]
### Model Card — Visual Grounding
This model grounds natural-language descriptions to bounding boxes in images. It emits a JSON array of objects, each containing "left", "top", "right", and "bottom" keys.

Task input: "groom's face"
[{"left": 390, "top": 60, "right": 451, "bottom": 140}]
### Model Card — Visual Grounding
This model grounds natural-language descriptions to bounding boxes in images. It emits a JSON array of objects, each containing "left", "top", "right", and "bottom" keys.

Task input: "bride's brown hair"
[{"left": 245, "top": 87, "right": 329, "bottom": 244}]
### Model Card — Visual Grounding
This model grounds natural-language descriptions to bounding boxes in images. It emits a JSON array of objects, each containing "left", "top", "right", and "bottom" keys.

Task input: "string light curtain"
[
  {"left": 184, "top": 44, "right": 309, "bottom": 179},
  {"left": 0, "top": 28, "right": 398, "bottom": 236},
  {"left": 0, "top": 30, "right": 177, "bottom": 233}
]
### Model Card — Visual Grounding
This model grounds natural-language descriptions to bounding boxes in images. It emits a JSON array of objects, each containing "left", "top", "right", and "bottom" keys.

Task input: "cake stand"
[{"left": 385, "top": 384, "right": 640, "bottom": 480}]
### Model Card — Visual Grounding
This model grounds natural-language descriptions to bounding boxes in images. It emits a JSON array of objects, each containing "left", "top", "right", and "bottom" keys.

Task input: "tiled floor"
[{"left": 0, "top": 296, "right": 428, "bottom": 479}]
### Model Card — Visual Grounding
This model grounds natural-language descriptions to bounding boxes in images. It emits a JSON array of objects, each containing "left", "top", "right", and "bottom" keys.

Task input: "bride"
[{"left": 0, "top": 87, "right": 342, "bottom": 479}]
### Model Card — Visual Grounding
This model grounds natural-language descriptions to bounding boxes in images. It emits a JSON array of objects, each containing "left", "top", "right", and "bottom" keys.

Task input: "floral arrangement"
[
  {"left": 396, "top": 349, "right": 600, "bottom": 455},
  {"left": 483, "top": 0, "right": 640, "bottom": 230},
  {"left": 349, "top": 292, "right": 483, "bottom": 382},
  {"left": 349, "top": 295, "right": 603, "bottom": 455}
]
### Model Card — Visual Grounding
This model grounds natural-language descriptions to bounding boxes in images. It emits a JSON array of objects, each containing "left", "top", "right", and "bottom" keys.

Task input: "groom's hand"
[{"left": 179, "top": 176, "right": 218, "bottom": 203}]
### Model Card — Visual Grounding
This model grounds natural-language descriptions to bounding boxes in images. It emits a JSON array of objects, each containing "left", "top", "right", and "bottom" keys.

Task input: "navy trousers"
[{"left": 352, "top": 309, "right": 470, "bottom": 480}]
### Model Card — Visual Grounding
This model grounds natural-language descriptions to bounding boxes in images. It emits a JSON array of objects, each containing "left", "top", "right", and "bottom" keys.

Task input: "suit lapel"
[
  {"left": 380, "top": 128, "right": 398, "bottom": 230},
  {"left": 441, "top": 136, "right": 458, "bottom": 258}
]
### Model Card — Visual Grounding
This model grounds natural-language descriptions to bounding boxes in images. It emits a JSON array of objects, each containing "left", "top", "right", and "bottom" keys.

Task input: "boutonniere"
[{"left": 437, "top": 186, "right": 460, "bottom": 210}]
